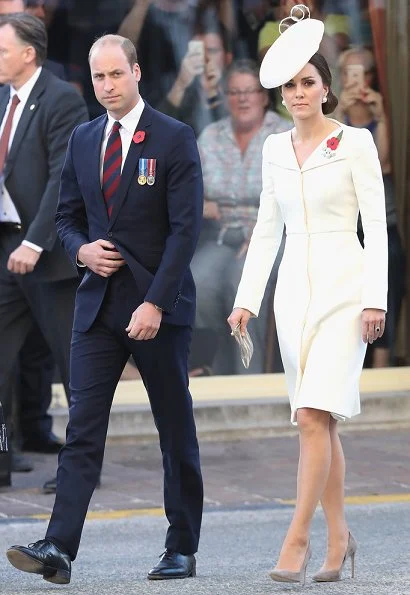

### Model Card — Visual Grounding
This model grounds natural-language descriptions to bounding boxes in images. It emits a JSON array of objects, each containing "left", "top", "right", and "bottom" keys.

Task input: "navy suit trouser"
[{"left": 45, "top": 268, "right": 203, "bottom": 560}]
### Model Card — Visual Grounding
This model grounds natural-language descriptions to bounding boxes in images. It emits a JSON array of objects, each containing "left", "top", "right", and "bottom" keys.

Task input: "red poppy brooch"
[
  {"left": 133, "top": 130, "right": 146, "bottom": 144},
  {"left": 322, "top": 129, "right": 343, "bottom": 159}
]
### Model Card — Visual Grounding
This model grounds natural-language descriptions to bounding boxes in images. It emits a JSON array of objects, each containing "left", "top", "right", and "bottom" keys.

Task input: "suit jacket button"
[{"left": 107, "top": 232, "right": 113, "bottom": 238}]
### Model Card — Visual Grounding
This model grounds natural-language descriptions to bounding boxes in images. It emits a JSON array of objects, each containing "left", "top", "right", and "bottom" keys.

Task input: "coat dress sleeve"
[
  {"left": 349, "top": 128, "right": 388, "bottom": 311},
  {"left": 233, "top": 135, "right": 285, "bottom": 316}
]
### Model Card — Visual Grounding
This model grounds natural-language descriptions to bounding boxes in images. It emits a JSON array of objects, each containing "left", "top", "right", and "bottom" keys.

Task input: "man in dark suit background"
[
  {"left": 0, "top": 13, "right": 88, "bottom": 486},
  {"left": 7, "top": 33, "right": 204, "bottom": 584},
  {"left": 0, "top": 0, "right": 71, "bottom": 476}
]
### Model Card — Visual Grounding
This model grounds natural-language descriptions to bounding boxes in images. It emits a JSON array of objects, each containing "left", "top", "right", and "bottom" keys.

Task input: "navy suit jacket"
[
  {"left": 0, "top": 68, "right": 88, "bottom": 282},
  {"left": 56, "top": 102, "right": 203, "bottom": 332}
]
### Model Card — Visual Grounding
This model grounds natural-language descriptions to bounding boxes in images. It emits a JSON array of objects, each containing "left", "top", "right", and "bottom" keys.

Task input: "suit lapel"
[
  {"left": 269, "top": 130, "right": 300, "bottom": 171},
  {"left": 301, "top": 125, "right": 345, "bottom": 172},
  {"left": 0, "top": 91, "right": 9, "bottom": 128},
  {"left": 4, "top": 70, "right": 49, "bottom": 178},
  {"left": 108, "top": 104, "right": 153, "bottom": 229},
  {"left": 90, "top": 115, "right": 109, "bottom": 225}
]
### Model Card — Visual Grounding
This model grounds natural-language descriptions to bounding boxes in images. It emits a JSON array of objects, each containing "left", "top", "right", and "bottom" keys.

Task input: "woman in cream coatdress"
[
  {"left": 234, "top": 120, "right": 387, "bottom": 425},
  {"left": 229, "top": 52, "right": 387, "bottom": 584}
]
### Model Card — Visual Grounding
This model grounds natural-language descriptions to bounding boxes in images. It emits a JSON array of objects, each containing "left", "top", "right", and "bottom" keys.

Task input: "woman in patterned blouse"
[{"left": 190, "top": 59, "right": 291, "bottom": 376}]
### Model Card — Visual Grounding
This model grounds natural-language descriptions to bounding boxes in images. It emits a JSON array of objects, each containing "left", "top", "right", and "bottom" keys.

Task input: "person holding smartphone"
[
  {"left": 157, "top": 20, "right": 232, "bottom": 136},
  {"left": 337, "top": 47, "right": 405, "bottom": 368}
]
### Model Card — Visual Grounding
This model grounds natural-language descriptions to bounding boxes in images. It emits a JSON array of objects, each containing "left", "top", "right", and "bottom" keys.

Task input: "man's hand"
[
  {"left": 361, "top": 308, "right": 386, "bottom": 344},
  {"left": 7, "top": 245, "right": 41, "bottom": 274},
  {"left": 77, "top": 240, "right": 126, "bottom": 277},
  {"left": 126, "top": 302, "right": 162, "bottom": 340}
]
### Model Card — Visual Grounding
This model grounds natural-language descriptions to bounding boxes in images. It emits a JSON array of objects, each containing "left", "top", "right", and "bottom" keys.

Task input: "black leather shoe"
[
  {"left": 23, "top": 433, "right": 64, "bottom": 454},
  {"left": 6, "top": 539, "right": 71, "bottom": 584},
  {"left": 43, "top": 475, "right": 101, "bottom": 494},
  {"left": 147, "top": 549, "right": 196, "bottom": 580},
  {"left": 12, "top": 452, "right": 34, "bottom": 473}
]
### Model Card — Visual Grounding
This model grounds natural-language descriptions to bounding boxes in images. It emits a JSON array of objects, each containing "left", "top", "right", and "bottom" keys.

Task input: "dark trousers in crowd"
[
  {"left": 0, "top": 230, "right": 76, "bottom": 486},
  {"left": 18, "top": 326, "right": 56, "bottom": 445}
]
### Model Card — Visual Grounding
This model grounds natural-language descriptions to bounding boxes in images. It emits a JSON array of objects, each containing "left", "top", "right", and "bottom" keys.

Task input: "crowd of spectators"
[
  {"left": 20, "top": 0, "right": 404, "bottom": 374},
  {"left": 1, "top": 0, "right": 405, "bottom": 380}
]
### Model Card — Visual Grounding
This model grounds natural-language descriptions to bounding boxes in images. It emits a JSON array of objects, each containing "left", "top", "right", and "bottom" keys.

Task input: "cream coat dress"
[{"left": 234, "top": 121, "right": 388, "bottom": 424}]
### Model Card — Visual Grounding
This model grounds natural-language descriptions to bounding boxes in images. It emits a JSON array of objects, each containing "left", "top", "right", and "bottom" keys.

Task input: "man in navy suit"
[{"left": 7, "top": 34, "right": 204, "bottom": 583}]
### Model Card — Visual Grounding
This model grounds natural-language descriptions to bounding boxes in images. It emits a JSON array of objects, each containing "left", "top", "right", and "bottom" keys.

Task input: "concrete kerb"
[{"left": 50, "top": 368, "right": 410, "bottom": 442}]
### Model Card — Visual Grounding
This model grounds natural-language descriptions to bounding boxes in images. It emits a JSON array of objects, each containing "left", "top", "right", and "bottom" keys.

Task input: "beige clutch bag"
[{"left": 230, "top": 323, "right": 254, "bottom": 369}]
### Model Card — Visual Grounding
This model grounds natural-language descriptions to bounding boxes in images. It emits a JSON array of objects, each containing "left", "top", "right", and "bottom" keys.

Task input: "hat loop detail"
[{"left": 279, "top": 4, "right": 311, "bottom": 35}]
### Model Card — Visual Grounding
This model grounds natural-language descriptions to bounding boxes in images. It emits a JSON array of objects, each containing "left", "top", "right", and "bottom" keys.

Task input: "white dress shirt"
[
  {"left": 0, "top": 67, "right": 43, "bottom": 252},
  {"left": 99, "top": 98, "right": 145, "bottom": 184}
]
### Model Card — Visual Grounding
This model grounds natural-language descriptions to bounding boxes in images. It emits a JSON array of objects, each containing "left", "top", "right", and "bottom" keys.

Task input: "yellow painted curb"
[{"left": 31, "top": 507, "right": 164, "bottom": 521}]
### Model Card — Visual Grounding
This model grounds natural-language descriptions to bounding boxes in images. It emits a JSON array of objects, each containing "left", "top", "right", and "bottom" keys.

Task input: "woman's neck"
[
  {"left": 293, "top": 113, "right": 336, "bottom": 142},
  {"left": 233, "top": 118, "right": 264, "bottom": 153}
]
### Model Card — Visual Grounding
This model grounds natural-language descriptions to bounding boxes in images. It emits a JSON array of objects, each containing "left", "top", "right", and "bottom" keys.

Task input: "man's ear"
[
  {"left": 24, "top": 45, "right": 37, "bottom": 66},
  {"left": 225, "top": 52, "right": 233, "bottom": 67},
  {"left": 133, "top": 63, "right": 141, "bottom": 83}
]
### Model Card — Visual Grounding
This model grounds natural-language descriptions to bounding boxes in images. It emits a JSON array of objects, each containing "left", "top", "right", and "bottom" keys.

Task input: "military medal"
[
  {"left": 138, "top": 158, "right": 148, "bottom": 185},
  {"left": 147, "top": 158, "right": 156, "bottom": 186}
]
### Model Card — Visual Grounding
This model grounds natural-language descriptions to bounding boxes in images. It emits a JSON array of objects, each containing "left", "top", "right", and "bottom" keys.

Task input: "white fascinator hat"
[{"left": 259, "top": 4, "right": 325, "bottom": 89}]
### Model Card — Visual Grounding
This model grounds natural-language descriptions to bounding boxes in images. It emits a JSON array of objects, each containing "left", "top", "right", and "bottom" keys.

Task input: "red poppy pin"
[
  {"left": 133, "top": 130, "right": 146, "bottom": 144},
  {"left": 322, "top": 130, "right": 343, "bottom": 159}
]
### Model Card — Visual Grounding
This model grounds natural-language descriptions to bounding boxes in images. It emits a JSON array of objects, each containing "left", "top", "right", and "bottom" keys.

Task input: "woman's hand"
[
  {"left": 227, "top": 307, "right": 252, "bottom": 336},
  {"left": 360, "top": 88, "right": 385, "bottom": 121},
  {"left": 236, "top": 241, "right": 249, "bottom": 260},
  {"left": 203, "top": 200, "right": 221, "bottom": 220},
  {"left": 339, "top": 82, "right": 362, "bottom": 113},
  {"left": 361, "top": 308, "right": 386, "bottom": 344}
]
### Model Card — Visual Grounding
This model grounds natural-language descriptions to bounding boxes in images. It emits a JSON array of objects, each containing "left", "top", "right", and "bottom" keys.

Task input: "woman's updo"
[{"left": 308, "top": 52, "right": 339, "bottom": 115}]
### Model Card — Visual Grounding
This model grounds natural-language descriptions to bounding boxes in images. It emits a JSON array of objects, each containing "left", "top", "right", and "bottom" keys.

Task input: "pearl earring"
[
  {"left": 282, "top": 99, "right": 286, "bottom": 106},
  {"left": 322, "top": 96, "right": 328, "bottom": 103}
]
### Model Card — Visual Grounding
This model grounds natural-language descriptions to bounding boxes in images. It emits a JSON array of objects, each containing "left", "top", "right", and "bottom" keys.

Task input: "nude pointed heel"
[
  {"left": 269, "top": 543, "right": 311, "bottom": 586},
  {"left": 312, "top": 532, "right": 357, "bottom": 582}
]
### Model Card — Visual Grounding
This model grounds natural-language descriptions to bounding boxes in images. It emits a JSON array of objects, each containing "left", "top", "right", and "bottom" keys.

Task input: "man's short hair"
[
  {"left": 0, "top": 12, "right": 47, "bottom": 65},
  {"left": 89, "top": 34, "right": 138, "bottom": 70}
]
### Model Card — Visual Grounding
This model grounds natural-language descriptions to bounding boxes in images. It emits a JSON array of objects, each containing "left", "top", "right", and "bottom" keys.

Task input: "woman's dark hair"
[
  {"left": 194, "top": 16, "right": 232, "bottom": 54},
  {"left": 308, "top": 52, "right": 338, "bottom": 115}
]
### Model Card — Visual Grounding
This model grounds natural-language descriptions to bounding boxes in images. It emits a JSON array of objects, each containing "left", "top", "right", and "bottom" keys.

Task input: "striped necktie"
[
  {"left": 102, "top": 121, "right": 122, "bottom": 218},
  {"left": 0, "top": 94, "right": 20, "bottom": 173}
]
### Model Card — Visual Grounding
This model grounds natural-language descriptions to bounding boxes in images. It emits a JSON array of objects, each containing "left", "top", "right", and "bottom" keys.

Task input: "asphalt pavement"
[
  {"left": 1, "top": 503, "right": 410, "bottom": 594},
  {"left": 1, "top": 429, "right": 410, "bottom": 594}
]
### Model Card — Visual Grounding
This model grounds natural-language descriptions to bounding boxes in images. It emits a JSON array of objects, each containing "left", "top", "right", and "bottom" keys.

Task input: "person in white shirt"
[{"left": 0, "top": 12, "right": 87, "bottom": 486}]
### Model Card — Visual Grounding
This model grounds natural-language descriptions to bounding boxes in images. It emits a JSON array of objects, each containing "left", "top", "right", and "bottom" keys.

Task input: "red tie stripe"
[
  {"left": 102, "top": 121, "right": 122, "bottom": 217},
  {"left": 0, "top": 94, "right": 20, "bottom": 173}
]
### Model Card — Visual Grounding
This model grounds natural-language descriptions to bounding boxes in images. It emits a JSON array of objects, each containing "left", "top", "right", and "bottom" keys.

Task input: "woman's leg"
[
  {"left": 318, "top": 417, "right": 349, "bottom": 570},
  {"left": 275, "top": 407, "right": 331, "bottom": 572}
]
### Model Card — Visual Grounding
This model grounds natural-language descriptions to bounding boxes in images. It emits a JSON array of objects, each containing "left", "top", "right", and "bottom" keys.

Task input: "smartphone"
[
  {"left": 188, "top": 39, "right": 205, "bottom": 61},
  {"left": 346, "top": 64, "right": 365, "bottom": 88}
]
